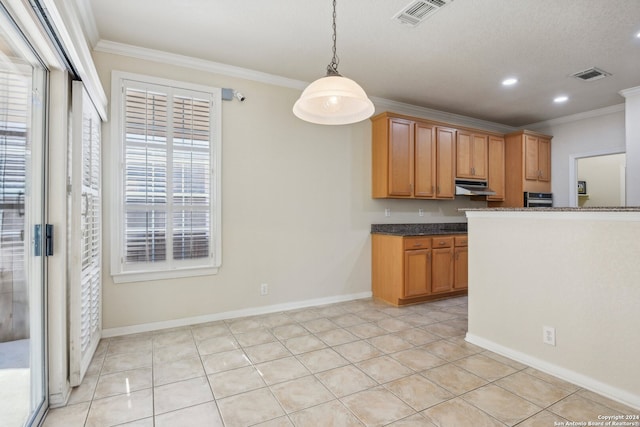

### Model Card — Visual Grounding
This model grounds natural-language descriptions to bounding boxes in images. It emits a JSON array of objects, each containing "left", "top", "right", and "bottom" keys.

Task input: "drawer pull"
[
  {"left": 439, "top": 241, "right": 445, "bottom": 245},
  {"left": 413, "top": 243, "right": 423, "bottom": 247}
]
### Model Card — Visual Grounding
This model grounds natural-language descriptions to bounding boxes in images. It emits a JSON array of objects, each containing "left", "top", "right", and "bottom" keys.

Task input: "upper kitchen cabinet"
[
  {"left": 456, "top": 131, "right": 488, "bottom": 180},
  {"left": 371, "top": 112, "right": 455, "bottom": 199},
  {"left": 490, "top": 130, "right": 552, "bottom": 207},
  {"left": 487, "top": 135, "right": 505, "bottom": 201}
]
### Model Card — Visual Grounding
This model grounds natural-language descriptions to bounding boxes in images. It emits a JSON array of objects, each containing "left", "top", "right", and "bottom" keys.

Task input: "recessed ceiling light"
[
  {"left": 502, "top": 78, "right": 518, "bottom": 86},
  {"left": 554, "top": 96, "right": 569, "bottom": 103},
  {"left": 636, "top": 31, "right": 640, "bottom": 38}
]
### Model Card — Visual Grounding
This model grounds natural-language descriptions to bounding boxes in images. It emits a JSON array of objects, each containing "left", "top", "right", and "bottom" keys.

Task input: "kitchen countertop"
[
  {"left": 461, "top": 207, "right": 640, "bottom": 212},
  {"left": 371, "top": 223, "right": 467, "bottom": 236}
]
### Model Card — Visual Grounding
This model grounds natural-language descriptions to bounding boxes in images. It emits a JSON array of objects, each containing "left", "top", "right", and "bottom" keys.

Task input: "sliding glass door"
[{"left": 0, "top": 5, "right": 48, "bottom": 426}]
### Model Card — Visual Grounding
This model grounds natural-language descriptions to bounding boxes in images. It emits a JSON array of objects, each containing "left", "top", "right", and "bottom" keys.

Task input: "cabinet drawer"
[
  {"left": 403, "top": 237, "right": 432, "bottom": 250},
  {"left": 455, "top": 236, "right": 468, "bottom": 247},
  {"left": 432, "top": 236, "right": 453, "bottom": 248}
]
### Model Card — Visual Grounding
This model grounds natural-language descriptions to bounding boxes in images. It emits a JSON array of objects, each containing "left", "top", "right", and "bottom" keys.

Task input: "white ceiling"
[{"left": 82, "top": 0, "right": 640, "bottom": 127}]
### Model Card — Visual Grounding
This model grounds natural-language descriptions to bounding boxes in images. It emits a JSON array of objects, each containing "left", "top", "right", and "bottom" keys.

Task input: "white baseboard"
[
  {"left": 48, "top": 381, "right": 71, "bottom": 408},
  {"left": 102, "top": 291, "right": 372, "bottom": 338},
  {"left": 465, "top": 333, "right": 640, "bottom": 411}
]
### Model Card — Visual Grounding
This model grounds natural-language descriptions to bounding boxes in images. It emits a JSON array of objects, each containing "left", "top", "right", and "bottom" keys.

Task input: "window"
[{"left": 110, "top": 72, "right": 221, "bottom": 282}]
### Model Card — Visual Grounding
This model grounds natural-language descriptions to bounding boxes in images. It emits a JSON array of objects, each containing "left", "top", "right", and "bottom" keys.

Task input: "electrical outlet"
[
  {"left": 543, "top": 326, "right": 556, "bottom": 346},
  {"left": 384, "top": 208, "right": 391, "bottom": 217},
  {"left": 418, "top": 208, "right": 424, "bottom": 217},
  {"left": 260, "top": 283, "right": 268, "bottom": 296}
]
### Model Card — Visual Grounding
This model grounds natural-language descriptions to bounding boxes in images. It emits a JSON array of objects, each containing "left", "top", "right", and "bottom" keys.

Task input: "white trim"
[
  {"left": 102, "top": 291, "right": 372, "bottom": 338},
  {"left": 112, "top": 266, "right": 220, "bottom": 284},
  {"left": 94, "top": 39, "right": 517, "bottom": 134},
  {"left": 96, "top": 40, "right": 308, "bottom": 91},
  {"left": 70, "top": 0, "right": 99, "bottom": 47},
  {"left": 524, "top": 103, "right": 625, "bottom": 130},
  {"left": 370, "top": 97, "right": 517, "bottom": 134},
  {"left": 466, "top": 333, "right": 640, "bottom": 411},
  {"left": 39, "top": 0, "right": 107, "bottom": 119},
  {"left": 109, "top": 70, "right": 222, "bottom": 282},
  {"left": 620, "top": 86, "right": 640, "bottom": 98}
]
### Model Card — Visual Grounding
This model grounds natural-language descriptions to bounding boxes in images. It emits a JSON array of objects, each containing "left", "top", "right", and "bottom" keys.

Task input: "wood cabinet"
[
  {"left": 487, "top": 135, "right": 505, "bottom": 201},
  {"left": 371, "top": 112, "right": 454, "bottom": 199},
  {"left": 456, "top": 131, "right": 488, "bottom": 180},
  {"left": 404, "top": 238, "right": 431, "bottom": 297},
  {"left": 372, "top": 233, "right": 467, "bottom": 306},
  {"left": 489, "top": 130, "right": 553, "bottom": 207},
  {"left": 431, "top": 236, "right": 454, "bottom": 293},
  {"left": 524, "top": 134, "right": 551, "bottom": 184},
  {"left": 453, "top": 236, "right": 468, "bottom": 290}
]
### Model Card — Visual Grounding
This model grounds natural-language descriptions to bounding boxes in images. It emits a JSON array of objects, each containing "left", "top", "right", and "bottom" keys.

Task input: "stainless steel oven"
[{"left": 524, "top": 192, "right": 553, "bottom": 207}]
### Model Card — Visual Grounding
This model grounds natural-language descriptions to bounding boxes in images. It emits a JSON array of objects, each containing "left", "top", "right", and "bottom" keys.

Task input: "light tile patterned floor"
[{"left": 43, "top": 296, "right": 638, "bottom": 426}]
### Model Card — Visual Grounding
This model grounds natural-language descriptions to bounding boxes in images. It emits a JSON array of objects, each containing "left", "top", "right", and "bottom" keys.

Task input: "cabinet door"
[
  {"left": 471, "top": 134, "right": 488, "bottom": 179},
  {"left": 404, "top": 249, "right": 431, "bottom": 297},
  {"left": 431, "top": 247, "right": 454, "bottom": 293},
  {"left": 538, "top": 138, "right": 551, "bottom": 182},
  {"left": 456, "top": 131, "right": 473, "bottom": 179},
  {"left": 524, "top": 135, "right": 540, "bottom": 181},
  {"left": 453, "top": 246, "right": 468, "bottom": 290},
  {"left": 388, "top": 118, "right": 414, "bottom": 196},
  {"left": 414, "top": 123, "right": 436, "bottom": 198},
  {"left": 487, "top": 136, "right": 505, "bottom": 201},
  {"left": 436, "top": 127, "right": 456, "bottom": 199}
]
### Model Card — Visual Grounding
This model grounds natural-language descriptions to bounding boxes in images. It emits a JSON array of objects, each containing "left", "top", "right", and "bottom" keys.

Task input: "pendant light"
[{"left": 293, "top": 0, "right": 375, "bottom": 125}]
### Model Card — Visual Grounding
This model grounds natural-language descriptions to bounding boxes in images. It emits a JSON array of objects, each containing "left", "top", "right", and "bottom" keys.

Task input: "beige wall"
[
  {"left": 578, "top": 154, "right": 626, "bottom": 207},
  {"left": 466, "top": 210, "right": 640, "bottom": 409},
  {"left": 93, "top": 51, "right": 487, "bottom": 331}
]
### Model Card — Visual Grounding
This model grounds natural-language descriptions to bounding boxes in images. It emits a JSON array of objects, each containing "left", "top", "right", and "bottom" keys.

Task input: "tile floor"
[{"left": 43, "top": 296, "right": 638, "bottom": 426}]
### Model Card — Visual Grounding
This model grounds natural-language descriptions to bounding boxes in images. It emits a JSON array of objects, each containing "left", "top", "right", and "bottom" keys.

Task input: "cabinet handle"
[
  {"left": 413, "top": 243, "right": 423, "bottom": 247},
  {"left": 471, "top": 167, "right": 475, "bottom": 175},
  {"left": 439, "top": 241, "right": 445, "bottom": 245}
]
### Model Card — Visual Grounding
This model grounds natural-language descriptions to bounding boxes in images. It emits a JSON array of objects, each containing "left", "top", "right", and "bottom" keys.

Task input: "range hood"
[{"left": 455, "top": 179, "right": 496, "bottom": 196}]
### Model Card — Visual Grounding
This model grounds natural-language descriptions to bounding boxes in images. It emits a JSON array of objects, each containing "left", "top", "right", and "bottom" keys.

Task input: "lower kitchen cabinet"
[
  {"left": 372, "top": 233, "right": 467, "bottom": 306},
  {"left": 453, "top": 236, "right": 468, "bottom": 290},
  {"left": 431, "top": 237, "right": 454, "bottom": 294}
]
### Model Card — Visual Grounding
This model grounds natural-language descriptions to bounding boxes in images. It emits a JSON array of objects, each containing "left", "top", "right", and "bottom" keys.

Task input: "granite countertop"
[
  {"left": 371, "top": 223, "right": 467, "bottom": 236},
  {"left": 460, "top": 207, "right": 640, "bottom": 212}
]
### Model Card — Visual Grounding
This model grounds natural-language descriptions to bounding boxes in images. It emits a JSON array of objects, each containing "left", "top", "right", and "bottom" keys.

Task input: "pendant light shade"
[
  {"left": 293, "top": 0, "right": 374, "bottom": 125},
  {"left": 293, "top": 75, "right": 375, "bottom": 125}
]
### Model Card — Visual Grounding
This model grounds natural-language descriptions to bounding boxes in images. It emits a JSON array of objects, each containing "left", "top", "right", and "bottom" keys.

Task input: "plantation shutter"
[
  {"left": 121, "top": 81, "right": 212, "bottom": 269},
  {"left": 0, "top": 70, "right": 28, "bottom": 285},
  {"left": 69, "top": 81, "right": 102, "bottom": 387}
]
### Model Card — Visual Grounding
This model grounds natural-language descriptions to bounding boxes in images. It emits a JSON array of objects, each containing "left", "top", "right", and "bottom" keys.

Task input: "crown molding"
[
  {"left": 523, "top": 103, "right": 625, "bottom": 130},
  {"left": 71, "top": 0, "right": 99, "bottom": 47},
  {"left": 94, "top": 39, "right": 516, "bottom": 133},
  {"left": 620, "top": 85, "right": 640, "bottom": 98},
  {"left": 94, "top": 40, "right": 308, "bottom": 91},
  {"left": 371, "top": 97, "right": 517, "bottom": 134}
]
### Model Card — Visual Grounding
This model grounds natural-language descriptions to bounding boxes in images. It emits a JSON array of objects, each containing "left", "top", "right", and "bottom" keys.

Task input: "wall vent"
[
  {"left": 392, "top": 0, "right": 453, "bottom": 27},
  {"left": 571, "top": 67, "right": 611, "bottom": 82}
]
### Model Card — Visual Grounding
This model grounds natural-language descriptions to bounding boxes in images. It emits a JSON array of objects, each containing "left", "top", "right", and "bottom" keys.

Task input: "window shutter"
[
  {"left": 69, "top": 81, "right": 102, "bottom": 387},
  {"left": 121, "top": 81, "right": 214, "bottom": 270}
]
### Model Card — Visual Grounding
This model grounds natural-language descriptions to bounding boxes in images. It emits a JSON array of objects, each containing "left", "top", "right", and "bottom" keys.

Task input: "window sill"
[{"left": 112, "top": 266, "right": 220, "bottom": 284}]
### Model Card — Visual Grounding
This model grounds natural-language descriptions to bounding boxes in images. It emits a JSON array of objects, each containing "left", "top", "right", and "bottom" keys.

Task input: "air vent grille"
[
  {"left": 392, "top": 0, "right": 453, "bottom": 27},
  {"left": 571, "top": 67, "right": 611, "bottom": 82}
]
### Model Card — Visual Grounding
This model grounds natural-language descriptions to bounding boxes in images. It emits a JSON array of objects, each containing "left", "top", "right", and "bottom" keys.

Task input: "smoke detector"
[
  {"left": 392, "top": 0, "right": 453, "bottom": 27},
  {"left": 571, "top": 67, "right": 611, "bottom": 82}
]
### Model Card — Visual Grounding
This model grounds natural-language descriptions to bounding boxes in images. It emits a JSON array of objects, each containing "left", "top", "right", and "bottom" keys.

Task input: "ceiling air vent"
[
  {"left": 571, "top": 67, "right": 611, "bottom": 82},
  {"left": 392, "top": 0, "right": 453, "bottom": 27}
]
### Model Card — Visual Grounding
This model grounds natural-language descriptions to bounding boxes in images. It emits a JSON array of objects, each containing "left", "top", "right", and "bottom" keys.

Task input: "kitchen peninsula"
[{"left": 463, "top": 207, "right": 640, "bottom": 410}]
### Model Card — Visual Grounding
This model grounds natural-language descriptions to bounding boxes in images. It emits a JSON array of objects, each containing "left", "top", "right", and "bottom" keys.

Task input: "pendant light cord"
[{"left": 326, "top": 0, "right": 341, "bottom": 76}]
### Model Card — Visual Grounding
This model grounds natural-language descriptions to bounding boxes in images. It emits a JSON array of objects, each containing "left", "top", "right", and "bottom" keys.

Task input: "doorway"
[
  {"left": 0, "top": 6, "right": 48, "bottom": 427},
  {"left": 570, "top": 152, "right": 626, "bottom": 207},
  {"left": 577, "top": 154, "right": 626, "bottom": 207}
]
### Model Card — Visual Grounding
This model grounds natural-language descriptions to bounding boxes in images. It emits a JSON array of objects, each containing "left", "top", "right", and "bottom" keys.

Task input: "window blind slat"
[{"left": 122, "top": 82, "right": 213, "bottom": 267}]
